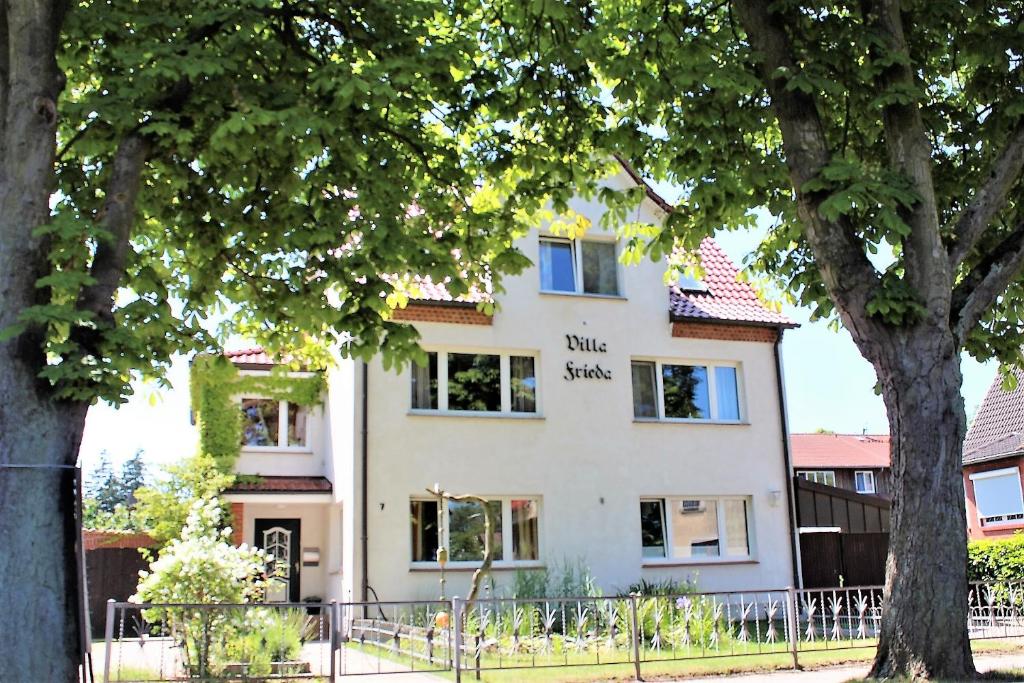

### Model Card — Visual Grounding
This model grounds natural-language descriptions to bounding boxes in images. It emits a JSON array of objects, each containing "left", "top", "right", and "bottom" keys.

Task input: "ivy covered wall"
[{"left": 190, "top": 355, "right": 326, "bottom": 471}]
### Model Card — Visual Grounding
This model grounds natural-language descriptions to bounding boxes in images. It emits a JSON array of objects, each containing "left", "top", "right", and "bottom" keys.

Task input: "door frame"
[{"left": 254, "top": 518, "right": 301, "bottom": 602}]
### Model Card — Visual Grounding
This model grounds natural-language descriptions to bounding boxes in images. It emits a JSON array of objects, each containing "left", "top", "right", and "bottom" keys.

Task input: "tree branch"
[
  {"left": 732, "top": 0, "right": 882, "bottom": 344},
  {"left": 75, "top": 132, "right": 151, "bottom": 333},
  {"left": 867, "top": 0, "right": 948, "bottom": 312},
  {"left": 947, "top": 121, "right": 1024, "bottom": 269},
  {"left": 951, "top": 218, "right": 1024, "bottom": 343}
]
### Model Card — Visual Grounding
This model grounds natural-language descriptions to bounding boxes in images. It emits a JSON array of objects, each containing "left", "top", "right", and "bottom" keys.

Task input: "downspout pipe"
[
  {"left": 774, "top": 329, "right": 803, "bottom": 588},
  {"left": 360, "top": 361, "right": 369, "bottom": 606}
]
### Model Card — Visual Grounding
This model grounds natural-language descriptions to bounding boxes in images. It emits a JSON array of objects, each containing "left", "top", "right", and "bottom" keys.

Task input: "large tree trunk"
[
  {"left": 0, "top": 1, "right": 84, "bottom": 681},
  {"left": 869, "top": 329, "right": 975, "bottom": 679},
  {"left": 0, "top": 371, "right": 88, "bottom": 682}
]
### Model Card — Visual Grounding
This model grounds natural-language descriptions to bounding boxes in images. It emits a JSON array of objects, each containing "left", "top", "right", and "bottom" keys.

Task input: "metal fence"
[{"left": 99, "top": 582, "right": 1024, "bottom": 682}]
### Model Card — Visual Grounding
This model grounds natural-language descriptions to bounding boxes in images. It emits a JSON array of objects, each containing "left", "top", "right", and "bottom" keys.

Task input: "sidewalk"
[{"left": 684, "top": 653, "right": 1024, "bottom": 682}]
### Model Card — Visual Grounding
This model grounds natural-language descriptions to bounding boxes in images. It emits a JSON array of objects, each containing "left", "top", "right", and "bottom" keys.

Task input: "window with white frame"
[
  {"left": 410, "top": 351, "right": 538, "bottom": 414},
  {"left": 854, "top": 470, "right": 876, "bottom": 494},
  {"left": 410, "top": 497, "right": 541, "bottom": 565},
  {"left": 799, "top": 470, "right": 836, "bottom": 486},
  {"left": 640, "top": 497, "right": 752, "bottom": 560},
  {"left": 240, "top": 398, "right": 308, "bottom": 448},
  {"left": 970, "top": 468, "right": 1024, "bottom": 526},
  {"left": 630, "top": 359, "right": 741, "bottom": 421},
  {"left": 539, "top": 236, "right": 620, "bottom": 296}
]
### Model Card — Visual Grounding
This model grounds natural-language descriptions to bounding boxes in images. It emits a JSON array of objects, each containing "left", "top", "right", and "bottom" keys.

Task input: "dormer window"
[{"left": 539, "top": 237, "right": 619, "bottom": 296}]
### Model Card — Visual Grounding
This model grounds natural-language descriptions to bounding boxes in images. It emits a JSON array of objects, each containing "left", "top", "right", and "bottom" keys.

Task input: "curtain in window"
[
  {"left": 511, "top": 499, "right": 539, "bottom": 560},
  {"left": 723, "top": 500, "right": 750, "bottom": 556},
  {"left": 411, "top": 352, "right": 438, "bottom": 409},
  {"left": 581, "top": 241, "right": 619, "bottom": 295},
  {"left": 510, "top": 356, "right": 537, "bottom": 413},
  {"left": 288, "top": 404, "right": 307, "bottom": 447},
  {"left": 715, "top": 367, "right": 740, "bottom": 420},
  {"left": 631, "top": 362, "right": 658, "bottom": 418}
]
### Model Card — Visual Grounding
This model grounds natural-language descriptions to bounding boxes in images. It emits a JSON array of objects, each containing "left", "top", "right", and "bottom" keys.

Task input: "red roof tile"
[
  {"left": 226, "top": 476, "right": 333, "bottom": 494},
  {"left": 224, "top": 348, "right": 276, "bottom": 366},
  {"left": 790, "top": 433, "right": 891, "bottom": 468},
  {"left": 964, "top": 367, "right": 1024, "bottom": 464},
  {"left": 669, "top": 238, "right": 795, "bottom": 327}
]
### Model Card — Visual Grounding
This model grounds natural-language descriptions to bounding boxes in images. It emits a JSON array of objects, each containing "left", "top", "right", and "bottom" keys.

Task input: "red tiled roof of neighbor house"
[
  {"left": 963, "top": 366, "right": 1024, "bottom": 465},
  {"left": 225, "top": 476, "right": 333, "bottom": 494},
  {"left": 669, "top": 238, "right": 795, "bottom": 328},
  {"left": 790, "top": 433, "right": 891, "bottom": 469}
]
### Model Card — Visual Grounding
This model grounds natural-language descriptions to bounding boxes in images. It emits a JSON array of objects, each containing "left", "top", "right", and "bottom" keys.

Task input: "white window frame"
[
  {"left": 854, "top": 470, "right": 876, "bottom": 494},
  {"left": 799, "top": 470, "right": 837, "bottom": 486},
  {"left": 538, "top": 235, "right": 623, "bottom": 297},
  {"left": 410, "top": 349, "right": 541, "bottom": 417},
  {"left": 409, "top": 496, "right": 543, "bottom": 568},
  {"left": 631, "top": 358, "right": 745, "bottom": 423},
  {"left": 640, "top": 495, "right": 755, "bottom": 564},
  {"left": 239, "top": 397, "right": 311, "bottom": 453},
  {"left": 970, "top": 467, "right": 1024, "bottom": 527}
]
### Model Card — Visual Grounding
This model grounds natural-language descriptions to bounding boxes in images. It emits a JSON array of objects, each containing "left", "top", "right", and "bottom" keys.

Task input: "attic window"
[{"left": 539, "top": 236, "right": 620, "bottom": 296}]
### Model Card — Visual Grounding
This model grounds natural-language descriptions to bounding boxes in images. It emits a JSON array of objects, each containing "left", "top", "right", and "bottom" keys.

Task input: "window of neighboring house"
[
  {"left": 410, "top": 351, "right": 539, "bottom": 415},
  {"left": 539, "top": 236, "right": 620, "bottom": 296},
  {"left": 631, "top": 359, "right": 742, "bottom": 421},
  {"left": 410, "top": 497, "right": 541, "bottom": 565},
  {"left": 240, "top": 398, "right": 308, "bottom": 448},
  {"left": 640, "top": 497, "right": 752, "bottom": 560},
  {"left": 799, "top": 470, "right": 837, "bottom": 486},
  {"left": 854, "top": 470, "right": 876, "bottom": 494},
  {"left": 971, "top": 468, "right": 1024, "bottom": 526}
]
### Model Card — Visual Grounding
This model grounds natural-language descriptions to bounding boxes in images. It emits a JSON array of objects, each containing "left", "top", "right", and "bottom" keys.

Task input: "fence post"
[
  {"left": 628, "top": 593, "right": 643, "bottom": 681},
  {"left": 102, "top": 599, "right": 115, "bottom": 683},
  {"left": 452, "top": 597, "right": 464, "bottom": 683},
  {"left": 329, "top": 600, "right": 338, "bottom": 680},
  {"left": 786, "top": 586, "right": 801, "bottom": 670}
]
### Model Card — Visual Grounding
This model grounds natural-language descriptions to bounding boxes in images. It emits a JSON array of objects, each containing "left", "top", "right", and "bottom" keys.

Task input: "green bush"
[{"left": 968, "top": 532, "right": 1024, "bottom": 583}]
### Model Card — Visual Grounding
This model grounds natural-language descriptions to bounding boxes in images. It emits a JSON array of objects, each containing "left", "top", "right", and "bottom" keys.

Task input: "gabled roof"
[
  {"left": 790, "top": 433, "right": 891, "bottom": 469},
  {"left": 669, "top": 238, "right": 795, "bottom": 328},
  {"left": 963, "top": 367, "right": 1024, "bottom": 465}
]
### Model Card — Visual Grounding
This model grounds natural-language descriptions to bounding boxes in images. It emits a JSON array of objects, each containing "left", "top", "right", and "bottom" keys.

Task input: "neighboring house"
[
  {"left": 218, "top": 162, "right": 799, "bottom": 604},
  {"left": 963, "top": 367, "right": 1024, "bottom": 540},
  {"left": 791, "top": 433, "right": 892, "bottom": 497}
]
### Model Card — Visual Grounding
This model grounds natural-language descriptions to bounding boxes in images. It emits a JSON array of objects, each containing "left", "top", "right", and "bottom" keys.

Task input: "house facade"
[
  {"left": 221, "top": 167, "right": 800, "bottom": 604},
  {"left": 963, "top": 367, "right": 1024, "bottom": 541},
  {"left": 790, "top": 433, "right": 892, "bottom": 497}
]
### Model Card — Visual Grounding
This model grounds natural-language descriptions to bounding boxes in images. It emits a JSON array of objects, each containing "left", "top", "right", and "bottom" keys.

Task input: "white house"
[{"left": 220, "top": 164, "right": 799, "bottom": 604}]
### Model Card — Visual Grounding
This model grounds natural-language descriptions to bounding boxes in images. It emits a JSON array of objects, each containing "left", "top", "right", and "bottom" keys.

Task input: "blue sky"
[{"left": 78, "top": 221, "right": 999, "bottom": 475}]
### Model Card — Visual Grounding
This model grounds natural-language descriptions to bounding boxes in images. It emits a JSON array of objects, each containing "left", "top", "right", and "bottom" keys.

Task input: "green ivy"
[{"left": 190, "top": 355, "right": 325, "bottom": 471}]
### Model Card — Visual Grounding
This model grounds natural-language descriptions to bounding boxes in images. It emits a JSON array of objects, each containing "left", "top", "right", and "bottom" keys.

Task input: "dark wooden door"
[{"left": 254, "top": 518, "right": 301, "bottom": 602}]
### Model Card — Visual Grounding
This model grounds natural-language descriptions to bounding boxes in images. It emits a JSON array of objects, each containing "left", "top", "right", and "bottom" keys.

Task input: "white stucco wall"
[{"left": 353, "top": 178, "right": 795, "bottom": 602}]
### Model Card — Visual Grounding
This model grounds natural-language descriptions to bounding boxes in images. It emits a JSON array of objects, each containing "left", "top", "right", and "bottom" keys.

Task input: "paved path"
[{"left": 682, "top": 653, "right": 1024, "bottom": 682}]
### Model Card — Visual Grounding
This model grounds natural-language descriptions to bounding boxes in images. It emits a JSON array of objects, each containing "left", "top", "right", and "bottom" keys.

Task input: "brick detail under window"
[
  {"left": 672, "top": 322, "right": 778, "bottom": 343},
  {"left": 230, "top": 503, "right": 244, "bottom": 547},
  {"left": 392, "top": 303, "right": 492, "bottom": 326}
]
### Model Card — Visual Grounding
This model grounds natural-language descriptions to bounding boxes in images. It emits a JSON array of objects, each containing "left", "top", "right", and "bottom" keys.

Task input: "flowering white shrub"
[
  {"left": 132, "top": 497, "right": 277, "bottom": 674},
  {"left": 133, "top": 497, "right": 270, "bottom": 605}
]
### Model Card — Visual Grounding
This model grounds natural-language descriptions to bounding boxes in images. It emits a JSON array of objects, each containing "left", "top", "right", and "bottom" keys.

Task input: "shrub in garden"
[
  {"left": 967, "top": 533, "right": 1024, "bottom": 584},
  {"left": 132, "top": 498, "right": 274, "bottom": 675}
]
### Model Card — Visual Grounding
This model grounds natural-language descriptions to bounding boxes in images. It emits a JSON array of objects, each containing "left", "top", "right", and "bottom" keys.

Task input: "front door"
[{"left": 254, "top": 518, "right": 301, "bottom": 603}]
